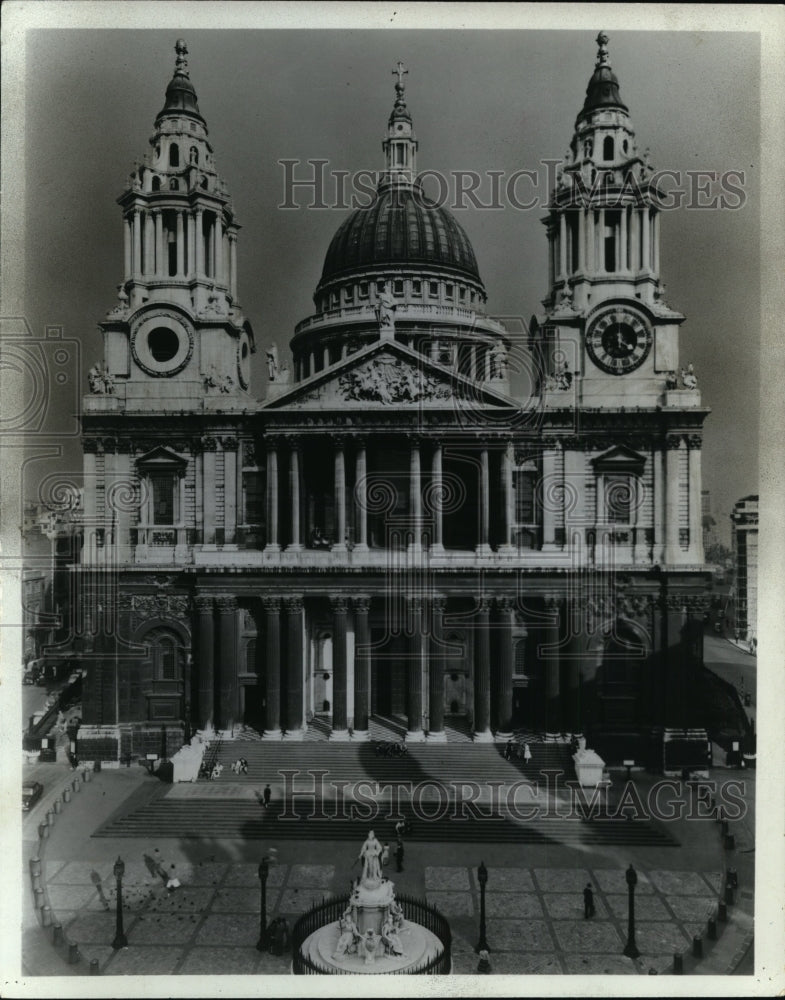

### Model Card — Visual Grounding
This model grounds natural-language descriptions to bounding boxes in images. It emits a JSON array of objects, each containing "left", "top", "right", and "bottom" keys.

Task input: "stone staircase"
[{"left": 93, "top": 738, "right": 677, "bottom": 848}]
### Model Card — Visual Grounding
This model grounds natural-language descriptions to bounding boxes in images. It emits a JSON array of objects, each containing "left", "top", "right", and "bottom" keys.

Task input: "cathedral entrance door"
[
  {"left": 241, "top": 684, "right": 265, "bottom": 730},
  {"left": 371, "top": 629, "right": 406, "bottom": 719}
]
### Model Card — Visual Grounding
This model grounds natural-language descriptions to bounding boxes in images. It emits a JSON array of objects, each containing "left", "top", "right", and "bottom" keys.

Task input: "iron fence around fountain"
[{"left": 291, "top": 892, "right": 452, "bottom": 975}]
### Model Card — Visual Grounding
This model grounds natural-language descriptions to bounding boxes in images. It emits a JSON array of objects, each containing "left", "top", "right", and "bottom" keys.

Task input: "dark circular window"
[{"left": 148, "top": 327, "right": 180, "bottom": 363}]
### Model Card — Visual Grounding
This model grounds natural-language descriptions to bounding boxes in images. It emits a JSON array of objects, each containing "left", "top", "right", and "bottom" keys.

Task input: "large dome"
[{"left": 317, "top": 187, "right": 483, "bottom": 292}]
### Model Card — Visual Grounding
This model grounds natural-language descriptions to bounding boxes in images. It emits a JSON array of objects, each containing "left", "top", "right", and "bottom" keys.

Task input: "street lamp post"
[
  {"left": 256, "top": 856, "right": 270, "bottom": 952},
  {"left": 475, "top": 860, "right": 490, "bottom": 953},
  {"left": 623, "top": 863, "right": 640, "bottom": 959},
  {"left": 112, "top": 856, "right": 128, "bottom": 950}
]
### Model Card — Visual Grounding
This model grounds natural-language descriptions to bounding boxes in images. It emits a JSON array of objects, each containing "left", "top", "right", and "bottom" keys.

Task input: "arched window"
[
  {"left": 159, "top": 636, "right": 176, "bottom": 680},
  {"left": 152, "top": 176, "right": 161, "bottom": 191},
  {"left": 169, "top": 143, "right": 180, "bottom": 167},
  {"left": 169, "top": 178, "right": 179, "bottom": 191},
  {"left": 603, "top": 136, "right": 614, "bottom": 161}
]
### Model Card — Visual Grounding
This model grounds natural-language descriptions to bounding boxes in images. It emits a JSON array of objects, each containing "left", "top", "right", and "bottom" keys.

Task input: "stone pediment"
[
  {"left": 135, "top": 446, "right": 187, "bottom": 470},
  {"left": 261, "top": 341, "right": 514, "bottom": 410},
  {"left": 591, "top": 444, "right": 646, "bottom": 474}
]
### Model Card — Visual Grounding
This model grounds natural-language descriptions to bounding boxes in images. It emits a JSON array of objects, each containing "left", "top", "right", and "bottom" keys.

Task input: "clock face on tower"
[{"left": 586, "top": 307, "right": 652, "bottom": 375}]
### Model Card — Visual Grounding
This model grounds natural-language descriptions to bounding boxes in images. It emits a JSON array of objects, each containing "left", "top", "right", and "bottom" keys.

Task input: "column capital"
[
  {"left": 352, "top": 596, "right": 372, "bottom": 615},
  {"left": 407, "top": 595, "right": 424, "bottom": 614},
  {"left": 286, "top": 434, "right": 303, "bottom": 451},
  {"left": 543, "top": 595, "right": 561, "bottom": 612},
  {"left": 329, "top": 595, "right": 350, "bottom": 614},
  {"left": 214, "top": 595, "right": 237, "bottom": 614},
  {"left": 666, "top": 434, "right": 683, "bottom": 450},
  {"left": 265, "top": 434, "right": 284, "bottom": 450},
  {"left": 193, "top": 595, "right": 214, "bottom": 614},
  {"left": 261, "top": 595, "right": 282, "bottom": 613},
  {"left": 685, "top": 434, "right": 702, "bottom": 450},
  {"left": 496, "top": 596, "right": 516, "bottom": 613},
  {"left": 431, "top": 596, "right": 448, "bottom": 613},
  {"left": 477, "top": 596, "right": 493, "bottom": 615},
  {"left": 283, "top": 595, "right": 304, "bottom": 613},
  {"left": 219, "top": 435, "right": 239, "bottom": 452}
]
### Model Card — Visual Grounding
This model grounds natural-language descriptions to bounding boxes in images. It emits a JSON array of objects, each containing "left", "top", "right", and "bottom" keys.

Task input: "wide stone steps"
[
  {"left": 211, "top": 742, "right": 576, "bottom": 787},
  {"left": 93, "top": 795, "right": 676, "bottom": 846}
]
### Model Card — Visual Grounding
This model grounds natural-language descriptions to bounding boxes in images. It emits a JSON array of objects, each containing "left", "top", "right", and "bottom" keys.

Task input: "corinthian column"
[
  {"left": 473, "top": 597, "right": 493, "bottom": 741},
  {"left": 262, "top": 596, "right": 282, "bottom": 738},
  {"left": 495, "top": 597, "right": 514, "bottom": 737},
  {"left": 215, "top": 596, "right": 238, "bottom": 734},
  {"left": 405, "top": 597, "right": 425, "bottom": 741},
  {"left": 283, "top": 595, "right": 305, "bottom": 739},
  {"left": 426, "top": 597, "right": 447, "bottom": 741},
  {"left": 194, "top": 596, "right": 214, "bottom": 733},
  {"left": 352, "top": 597, "right": 371, "bottom": 739},
  {"left": 330, "top": 596, "right": 350, "bottom": 739}
]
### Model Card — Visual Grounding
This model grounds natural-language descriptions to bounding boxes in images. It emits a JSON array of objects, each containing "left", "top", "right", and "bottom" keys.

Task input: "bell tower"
[
  {"left": 93, "top": 39, "right": 254, "bottom": 411},
  {"left": 534, "top": 32, "right": 688, "bottom": 410}
]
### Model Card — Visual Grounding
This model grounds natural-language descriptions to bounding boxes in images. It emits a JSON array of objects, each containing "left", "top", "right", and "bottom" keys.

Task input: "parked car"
[{"left": 22, "top": 781, "right": 44, "bottom": 812}]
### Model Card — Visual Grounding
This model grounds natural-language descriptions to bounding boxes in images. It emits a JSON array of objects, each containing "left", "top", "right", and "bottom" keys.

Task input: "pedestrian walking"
[
  {"left": 503, "top": 740, "right": 512, "bottom": 760},
  {"left": 395, "top": 839, "right": 404, "bottom": 873},
  {"left": 523, "top": 743, "right": 532, "bottom": 767},
  {"left": 583, "top": 883, "right": 595, "bottom": 919},
  {"left": 167, "top": 864, "right": 181, "bottom": 892},
  {"left": 263, "top": 783, "right": 272, "bottom": 807},
  {"left": 381, "top": 842, "right": 390, "bottom": 867}
]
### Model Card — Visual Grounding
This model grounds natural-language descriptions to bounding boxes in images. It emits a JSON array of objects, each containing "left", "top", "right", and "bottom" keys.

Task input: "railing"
[
  {"left": 294, "top": 302, "right": 506, "bottom": 336},
  {"left": 291, "top": 892, "right": 451, "bottom": 975}
]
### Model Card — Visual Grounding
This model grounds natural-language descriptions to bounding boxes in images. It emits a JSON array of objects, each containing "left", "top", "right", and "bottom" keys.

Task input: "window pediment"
[
  {"left": 136, "top": 446, "right": 187, "bottom": 473},
  {"left": 591, "top": 444, "right": 645, "bottom": 475}
]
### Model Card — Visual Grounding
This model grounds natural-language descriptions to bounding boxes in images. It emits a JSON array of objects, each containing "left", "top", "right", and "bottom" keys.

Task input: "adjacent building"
[
  {"left": 73, "top": 34, "right": 711, "bottom": 768},
  {"left": 730, "top": 494, "right": 759, "bottom": 648}
]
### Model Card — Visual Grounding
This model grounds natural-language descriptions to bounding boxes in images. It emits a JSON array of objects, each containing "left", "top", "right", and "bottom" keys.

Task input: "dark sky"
[{"left": 22, "top": 27, "right": 760, "bottom": 543}]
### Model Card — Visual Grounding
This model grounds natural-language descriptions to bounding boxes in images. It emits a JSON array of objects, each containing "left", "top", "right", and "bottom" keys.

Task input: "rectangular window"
[
  {"left": 150, "top": 473, "right": 175, "bottom": 525},
  {"left": 377, "top": 281, "right": 385, "bottom": 295},
  {"left": 412, "top": 280, "right": 421, "bottom": 296},
  {"left": 445, "top": 283, "right": 454, "bottom": 299},
  {"left": 605, "top": 474, "right": 632, "bottom": 524},
  {"left": 429, "top": 281, "right": 439, "bottom": 297},
  {"left": 344, "top": 286, "right": 353, "bottom": 303},
  {"left": 243, "top": 471, "right": 264, "bottom": 525},
  {"left": 359, "top": 282, "right": 369, "bottom": 298},
  {"left": 393, "top": 279, "right": 404, "bottom": 295},
  {"left": 459, "top": 287, "right": 466, "bottom": 302}
]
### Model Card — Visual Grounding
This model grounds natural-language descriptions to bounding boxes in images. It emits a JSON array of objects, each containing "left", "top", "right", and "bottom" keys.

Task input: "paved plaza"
[{"left": 21, "top": 761, "right": 754, "bottom": 979}]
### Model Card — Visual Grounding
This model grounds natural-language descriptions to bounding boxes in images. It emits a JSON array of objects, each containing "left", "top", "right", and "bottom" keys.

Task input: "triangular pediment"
[
  {"left": 592, "top": 444, "right": 646, "bottom": 473},
  {"left": 260, "top": 339, "right": 517, "bottom": 410},
  {"left": 136, "top": 446, "right": 187, "bottom": 470}
]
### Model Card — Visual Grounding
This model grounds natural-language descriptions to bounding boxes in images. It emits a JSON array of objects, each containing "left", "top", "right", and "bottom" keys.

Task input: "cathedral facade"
[{"left": 76, "top": 35, "right": 711, "bottom": 769}]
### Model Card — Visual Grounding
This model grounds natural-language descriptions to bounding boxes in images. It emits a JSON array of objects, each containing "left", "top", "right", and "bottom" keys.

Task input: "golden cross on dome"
[{"left": 392, "top": 61, "right": 408, "bottom": 89}]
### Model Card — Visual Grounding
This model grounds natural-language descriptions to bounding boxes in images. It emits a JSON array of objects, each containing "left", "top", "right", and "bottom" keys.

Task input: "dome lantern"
[{"left": 380, "top": 61, "right": 418, "bottom": 193}]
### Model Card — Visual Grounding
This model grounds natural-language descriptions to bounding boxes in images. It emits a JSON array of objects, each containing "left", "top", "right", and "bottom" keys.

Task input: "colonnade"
[
  {"left": 548, "top": 205, "right": 660, "bottom": 286},
  {"left": 123, "top": 206, "right": 238, "bottom": 298},
  {"left": 192, "top": 592, "right": 578, "bottom": 740},
  {"left": 262, "top": 436, "right": 517, "bottom": 554}
]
